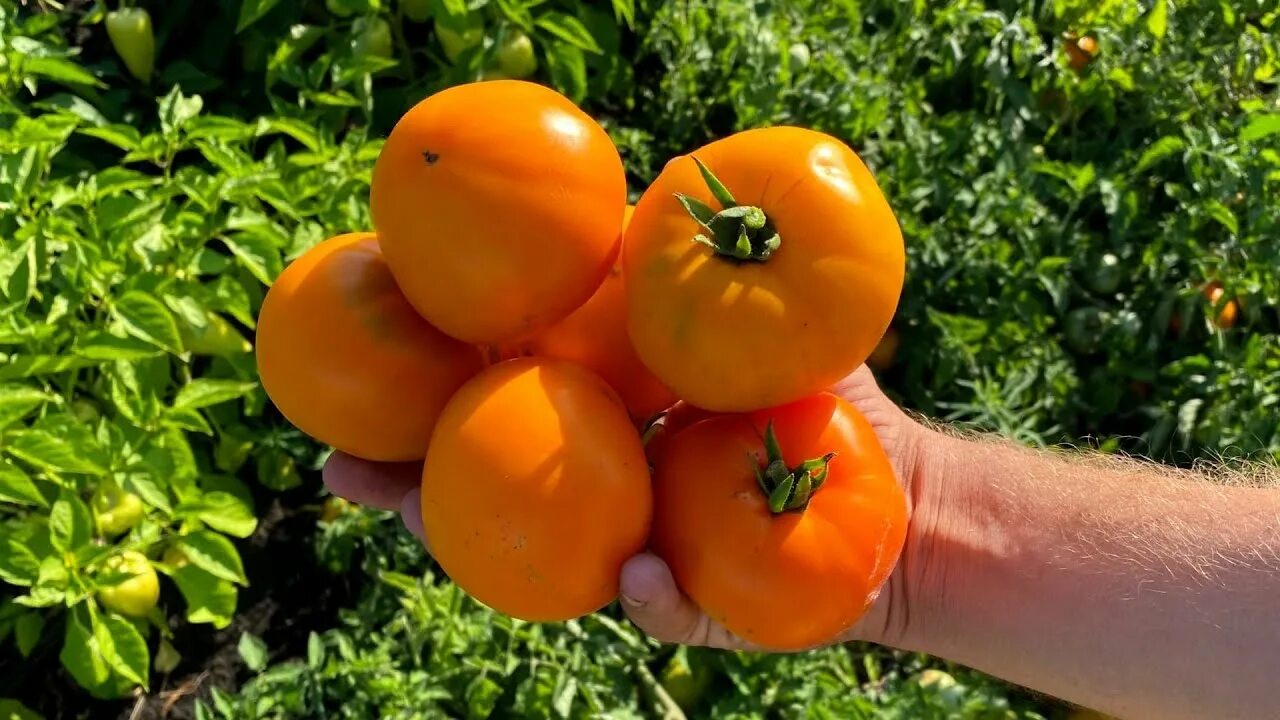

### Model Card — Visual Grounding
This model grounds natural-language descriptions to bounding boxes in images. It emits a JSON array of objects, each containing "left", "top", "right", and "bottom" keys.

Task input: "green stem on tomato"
[
  {"left": 751, "top": 421, "right": 835, "bottom": 513},
  {"left": 674, "top": 156, "right": 781, "bottom": 262}
]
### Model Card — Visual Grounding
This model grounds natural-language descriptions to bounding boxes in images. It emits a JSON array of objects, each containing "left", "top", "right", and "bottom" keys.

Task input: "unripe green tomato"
[
  {"left": 1086, "top": 252, "right": 1123, "bottom": 295},
  {"left": 401, "top": 0, "right": 431, "bottom": 23},
  {"left": 788, "top": 42, "right": 811, "bottom": 69},
  {"left": 105, "top": 7, "right": 155, "bottom": 83},
  {"left": 659, "top": 648, "right": 712, "bottom": 710},
  {"left": 70, "top": 398, "right": 101, "bottom": 424},
  {"left": 92, "top": 483, "right": 146, "bottom": 537},
  {"left": 495, "top": 31, "right": 537, "bottom": 79},
  {"left": 353, "top": 16, "right": 393, "bottom": 58},
  {"left": 436, "top": 15, "right": 484, "bottom": 62},
  {"left": 97, "top": 551, "right": 160, "bottom": 618}
]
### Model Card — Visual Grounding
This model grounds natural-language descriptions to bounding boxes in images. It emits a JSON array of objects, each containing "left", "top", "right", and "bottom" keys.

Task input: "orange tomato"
[
  {"left": 1064, "top": 32, "right": 1098, "bottom": 71},
  {"left": 649, "top": 391, "right": 907, "bottom": 650},
  {"left": 420, "top": 356, "right": 652, "bottom": 621},
  {"left": 370, "top": 80, "right": 628, "bottom": 344},
  {"left": 623, "top": 127, "right": 905, "bottom": 412},
  {"left": 1204, "top": 281, "right": 1238, "bottom": 329},
  {"left": 531, "top": 206, "right": 678, "bottom": 424},
  {"left": 256, "top": 233, "right": 484, "bottom": 462}
]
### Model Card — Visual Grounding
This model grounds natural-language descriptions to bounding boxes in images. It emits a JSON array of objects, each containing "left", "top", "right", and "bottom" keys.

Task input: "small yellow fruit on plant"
[{"left": 97, "top": 551, "right": 160, "bottom": 618}]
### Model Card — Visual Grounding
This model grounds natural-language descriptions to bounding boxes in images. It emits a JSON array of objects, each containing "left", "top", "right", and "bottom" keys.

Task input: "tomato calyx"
[
  {"left": 752, "top": 421, "right": 835, "bottom": 513},
  {"left": 675, "top": 156, "right": 781, "bottom": 262}
]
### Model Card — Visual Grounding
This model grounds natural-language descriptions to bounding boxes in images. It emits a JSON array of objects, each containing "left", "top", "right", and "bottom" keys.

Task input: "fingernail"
[{"left": 620, "top": 593, "right": 645, "bottom": 608}]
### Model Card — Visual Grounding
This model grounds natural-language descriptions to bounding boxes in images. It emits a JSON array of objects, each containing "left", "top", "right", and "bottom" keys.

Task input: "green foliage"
[{"left": 0, "top": 0, "right": 1276, "bottom": 716}]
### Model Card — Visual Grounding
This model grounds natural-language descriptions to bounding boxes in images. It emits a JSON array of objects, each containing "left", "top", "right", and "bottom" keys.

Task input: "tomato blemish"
[{"left": 422, "top": 150, "right": 440, "bottom": 165}]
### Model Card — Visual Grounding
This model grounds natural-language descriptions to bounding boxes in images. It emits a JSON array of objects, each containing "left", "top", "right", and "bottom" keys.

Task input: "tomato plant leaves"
[
  {"left": 172, "top": 379, "right": 257, "bottom": 411},
  {"left": 6, "top": 429, "right": 109, "bottom": 476},
  {"left": 1134, "top": 136, "right": 1185, "bottom": 174},
  {"left": 221, "top": 231, "right": 283, "bottom": 286},
  {"left": 98, "top": 613, "right": 150, "bottom": 688},
  {"left": 0, "top": 460, "right": 48, "bottom": 507},
  {"left": 544, "top": 42, "right": 587, "bottom": 104},
  {"left": 236, "top": 0, "right": 283, "bottom": 34},
  {"left": 49, "top": 489, "right": 93, "bottom": 552},
  {"left": 60, "top": 606, "right": 112, "bottom": 692},
  {"left": 177, "top": 530, "right": 248, "bottom": 585},
  {"left": 112, "top": 291, "right": 184, "bottom": 354},
  {"left": 1239, "top": 114, "right": 1280, "bottom": 143},
  {"left": 0, "top": 385, "right": 50, "bottom": 431},
  {"left": 536, "top": 12, "right": 603, "bottom": 55},
  {"left": 168, "top": 564, "right": 238, "bottom": 629},
  {"left": 14, "top": 611, "right": 44, "bottom": 657},
  {"left": 0, "top": 532, "right": 41, "bottom": 586}
]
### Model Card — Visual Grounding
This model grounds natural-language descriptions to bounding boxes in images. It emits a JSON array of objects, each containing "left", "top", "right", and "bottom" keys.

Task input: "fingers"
[
  {"left": 399, "top": 486, "right": 427, "bottom": 547},
  {"left": 322, "top": 451, "right": 421, "bottom": 511},
  {"left": 618, "top": 553, "right": 708, "bottom": 645}
]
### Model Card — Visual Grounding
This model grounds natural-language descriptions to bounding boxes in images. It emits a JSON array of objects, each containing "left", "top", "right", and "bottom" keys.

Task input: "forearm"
[{"left": 904, "top": 431, "right": 1280, "bottom": 720}]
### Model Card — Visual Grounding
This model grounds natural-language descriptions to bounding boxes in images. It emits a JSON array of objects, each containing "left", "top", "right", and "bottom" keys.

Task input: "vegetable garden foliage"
[{"left": 0, "top": 0, "right": 1275, "bottom": 717}]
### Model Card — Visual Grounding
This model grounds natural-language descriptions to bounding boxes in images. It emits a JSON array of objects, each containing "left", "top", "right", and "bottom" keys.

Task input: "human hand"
[{"left": 322, "top": 365, "right": 937, "bottom": 652}]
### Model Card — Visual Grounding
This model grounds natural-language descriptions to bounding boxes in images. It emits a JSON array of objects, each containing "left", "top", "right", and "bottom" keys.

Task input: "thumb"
[{"left": 618, "top": 553, "right": 704, "bottom": 645}]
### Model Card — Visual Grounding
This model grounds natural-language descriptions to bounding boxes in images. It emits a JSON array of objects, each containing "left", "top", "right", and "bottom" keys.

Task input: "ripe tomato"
[
  {"left": 97, "top": 551, "right": 160, "bottom": 618},
  {"left": 530, "top": 206, "right": 677, "bottom": 424},
  {"left": 256, "top": 232, "right": 484, "bottom": 462},
  {"left": 649, "top": 391, "right": 907, "bottom": 650},
  {"left": 371, "top": 80, "right": 627, "bottom": 344},
  {"left": 1204, "top": 281, "right": 1238, "bottom": 329},
  {"left": 1064, "top": 32, "right": 1098, "bottom": 71},
  {"left": 420, "top": 357, "right": 651, "bottom": 621},
  {"left": 92, "top": 481, "right": 145, "bottom": 537},
  {"left": 623, "top": 127, "right": 904, "bottom": 412}
]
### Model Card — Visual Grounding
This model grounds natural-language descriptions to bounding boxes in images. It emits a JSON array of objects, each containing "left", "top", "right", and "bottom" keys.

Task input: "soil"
[{"left": 1, "top": 481, "right": 362, "bottom": 720}]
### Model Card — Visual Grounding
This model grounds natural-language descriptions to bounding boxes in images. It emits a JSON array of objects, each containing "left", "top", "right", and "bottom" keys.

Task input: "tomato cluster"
[{"left": 256, "top": 80, "right": 909, "bottom": 650}]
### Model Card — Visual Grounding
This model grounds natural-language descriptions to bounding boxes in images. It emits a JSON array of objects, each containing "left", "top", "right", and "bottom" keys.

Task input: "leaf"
[
  {"left": 112, "top": 292, "right": 184, "bottom": 354},
  {"left": 1239, "top": 114, "right": 1280, "bottom": 143},
  {"left": 185, "top": 491, "right": 258, "bottom": 538},
  {"left": 0, "top": 355, "right": 101, "bottom": 381},
  {"left": 172, "top": 379, "right": 257, "bottom": 411},
  {"left": 169, "top": 564, "right": 237, "bottom": 629},
  {"left": 237, "top": 0, "right": 283, "bottom": 32},
  {"left": 60, "top": 606, "right": 111, "bottom": 692},
  {"left": 544, "top": 42, "right": 587, "bottom": 104},
  {"left": 98, "top": 613, "right": 150, "bottom": 688},
  {"left": 79, "top": 124, "right": 142, "bottom": 151},
  {"left": 1146, "top": 0, "right": 1168, "bottom": 39},
  {"left": 1134, "top": 136, "right": 1185, "bottom": 174},
  {"left": 535, "top": 12, "right": 603, "bottom": 54},
  {"left": 77, "top": 331, "right": 166, "bottom": 360},
  {"left": 121, "top": 473, "right": 172, "bottom": 515},
  {"left": 25, "top": 56, "right": 105, "bottom": 88},
  {"left": 0, "top": 460, "right": 48, "bottom": 507},
  {"left": 5, "top": 429, "right": 108, "bottom": 475},
  {"left": 1202, "top": 200, "right": 1238, "bottom": 235},
  {"left": 158, "top": 87, "right": 204, "bottom": 137},
  {"left": 610, "top": 0, "right": 635, "bottom": 26},
  {"left": 49, "top": 488, "right": 93, "bottom": 552},
  {"left": 0, "top": 385, "right": 49, "bottom": 430},
  {"left": 178, "top": 531, "right": 247, "bottom": 585},
  {"left": 221, "top": 232, "right": 283, "bottom": 286},
  {"left": 238, "top": 632, "right": 269, "bottom": 672},
  {"left": 0, "top": 533, "right": 41, "bottom": 586},
  {"left": 15, "top": 611, "right": 44, "bottom": 657}
]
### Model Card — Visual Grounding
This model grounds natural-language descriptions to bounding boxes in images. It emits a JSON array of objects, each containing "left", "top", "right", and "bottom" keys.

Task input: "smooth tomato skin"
[
  {"left": 421, "top": 357, "right": 652, "bottom": 622},
  {"left": 97, "top": 551, "right": 160, "bottom": 618},
  {"left": 531, "top": 206, "right": 678, "bottom": 424},
  {"left": 256, "top": 233, "right": 484, "bottom": 462},
  {"left": 371, "top": 80, "right": 627, "bottom": 344},
  {"left": 649, "top": 392, "right": 908, "bottom": 651},
  {"left": 623, "top": 126, "right": 905, "bottom": 412}
]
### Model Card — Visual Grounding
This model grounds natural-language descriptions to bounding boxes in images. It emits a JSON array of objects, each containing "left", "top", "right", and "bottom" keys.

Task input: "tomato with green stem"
[
  {"left": 92, "top": 480, "right": 145, "bottom": 537},
  {"left": 623, "top": 127, "right": 905, "bottom": 412},
  {"left": 105, "top": 7, "right": 155, "bottom": 83},
  {"left": 97, "top": 551, "right": 160, "bottom": 619},
  {"left": 649, "top": 391, "right": 907, "bottom": 650}
]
